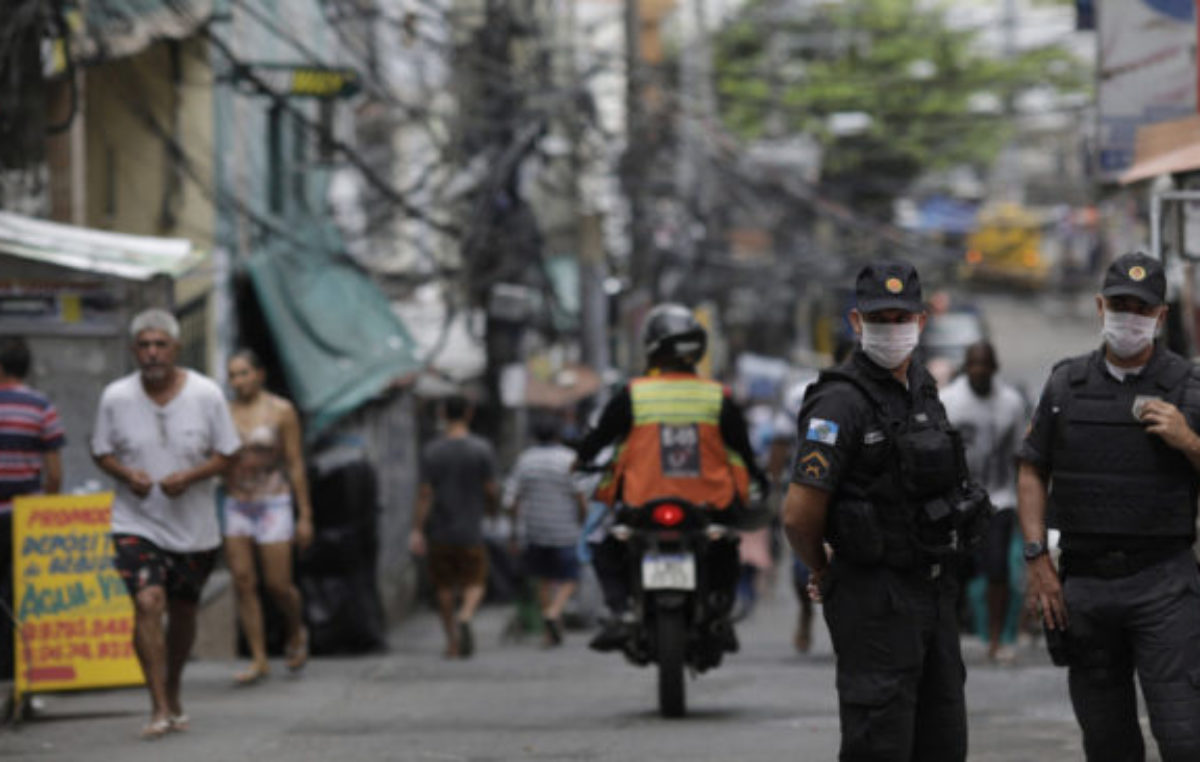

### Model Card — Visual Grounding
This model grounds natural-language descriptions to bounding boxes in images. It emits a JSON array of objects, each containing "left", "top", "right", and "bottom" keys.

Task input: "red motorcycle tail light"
[{"left": 651, "top": 504, "right": 685, "bottom": 527}]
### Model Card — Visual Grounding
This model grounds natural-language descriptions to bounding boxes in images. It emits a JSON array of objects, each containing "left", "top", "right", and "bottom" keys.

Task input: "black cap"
[
  {"left": 1101, "top": 252, "right": 1165, "bottom": 307},
  {"left": 855, "top": 260, "right": 924, "bottom": 313}
]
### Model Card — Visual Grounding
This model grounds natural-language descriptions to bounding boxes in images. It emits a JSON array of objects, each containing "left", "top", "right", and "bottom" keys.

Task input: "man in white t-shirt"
[
  {"left": 940, "top": 341, "right": 1028, "bottom": 662},
  {"left": 91, "top": 309, "right": 240, "bottom": 739}
]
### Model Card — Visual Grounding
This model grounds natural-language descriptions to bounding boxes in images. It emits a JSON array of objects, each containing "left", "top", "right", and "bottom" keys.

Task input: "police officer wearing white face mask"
[
  {"left": 1018, "top": 251, "right": 1200, "bottom": 762},
  {"left": 783, "top": 260, "right": 991, "bottom": 762}
]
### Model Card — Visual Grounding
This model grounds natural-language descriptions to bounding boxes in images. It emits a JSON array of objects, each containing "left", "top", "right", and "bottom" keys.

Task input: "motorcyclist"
[{"left": 574, "top": 303, "right": 769, "bottom": 652}]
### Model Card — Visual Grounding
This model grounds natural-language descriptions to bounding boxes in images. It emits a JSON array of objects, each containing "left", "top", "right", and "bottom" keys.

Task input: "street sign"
[{"left": 241, "top": 64, "right": 360, "bottom": 99}]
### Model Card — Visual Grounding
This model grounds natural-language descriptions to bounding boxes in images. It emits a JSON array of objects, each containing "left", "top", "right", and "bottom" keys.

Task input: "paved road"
[
  {"left": 3, "top": 577, "right": 1148, "bottom": 762},
  {"left": 964, "top": 289, "right": 1100, "bottom": 396}
]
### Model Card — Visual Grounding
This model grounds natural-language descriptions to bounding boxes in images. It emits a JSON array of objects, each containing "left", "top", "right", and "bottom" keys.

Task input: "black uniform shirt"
[
  {"left": 1019, "top": 344, "right": 1200, "bottom": 469},
  {"left": 1018, "top": 344, "right": 1200, "bottom": 554},
  {"left": 791, "top": 348, "right": 940, "bottom": 494}
]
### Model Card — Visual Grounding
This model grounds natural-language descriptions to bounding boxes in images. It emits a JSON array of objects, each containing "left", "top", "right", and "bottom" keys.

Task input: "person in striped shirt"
[
  {"left": 0, "top": 337, "right": 65, "bottom": 688},
  {"left": 504, "top": 415, "right": 587, "bottom": 647}
]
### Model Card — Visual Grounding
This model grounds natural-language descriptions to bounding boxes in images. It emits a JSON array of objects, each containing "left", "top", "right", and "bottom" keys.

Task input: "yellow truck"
[{"left": 960, "top": 203, "right": 1051, "bottom": 289}]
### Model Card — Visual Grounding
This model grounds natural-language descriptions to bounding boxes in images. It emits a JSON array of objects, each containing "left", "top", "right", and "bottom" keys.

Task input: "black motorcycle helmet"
[{"left": 641, "top": 303, "right": 707, "bottom": 367}]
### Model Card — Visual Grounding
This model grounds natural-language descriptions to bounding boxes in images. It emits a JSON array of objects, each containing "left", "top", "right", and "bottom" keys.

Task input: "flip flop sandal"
[
  {"left": 286, "top": 627, "right": 309, "bottom": 672},
  {"left": 140, "top": 718, "right": 172, "bottom": 740},
  {"left": 168, "top": 714, "right": 190, "bottom": 732},
  {"left": 234, "top": 665, "right": 270, "bottom": 686}
]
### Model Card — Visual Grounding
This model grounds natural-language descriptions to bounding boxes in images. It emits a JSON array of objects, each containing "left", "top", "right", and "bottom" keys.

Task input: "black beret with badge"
[
  {"left": 1101, "top": 251, "right": 1166, "bottom": 307},
  {"left": 855, "top": 260, "right": 924, "bottom": 313}
]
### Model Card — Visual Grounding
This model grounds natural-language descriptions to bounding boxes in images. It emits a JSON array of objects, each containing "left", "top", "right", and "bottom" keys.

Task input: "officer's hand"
[
  {"left": 1140, "top": 400, "right": 1197, "bottom": 452},
  {"left": 1025, "top": 554, "right": 1068, "bottom": 631}
]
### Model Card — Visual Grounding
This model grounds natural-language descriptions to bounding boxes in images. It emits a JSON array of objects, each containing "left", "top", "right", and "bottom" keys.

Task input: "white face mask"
[
  {"left": 1102, "top": 310, "right": 1159, "bottom": 359},
  {"left": 860, "top": 321, "right": 920, "bottom": 369}
]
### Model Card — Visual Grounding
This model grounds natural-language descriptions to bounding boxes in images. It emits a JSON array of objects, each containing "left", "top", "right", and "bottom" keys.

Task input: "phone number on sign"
[{"left": 20, "top": 617, "right": 132, "bottom": 642}]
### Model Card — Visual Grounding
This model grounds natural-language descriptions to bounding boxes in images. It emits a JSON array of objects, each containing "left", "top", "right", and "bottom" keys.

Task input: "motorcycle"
[{"left": 609, "top": 497, "right": 740, "bottom": 718}]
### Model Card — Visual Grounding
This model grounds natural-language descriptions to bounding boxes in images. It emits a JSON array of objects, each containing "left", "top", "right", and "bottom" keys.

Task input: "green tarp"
[{"left": 246, "top": 243, "right": 420, "bottom": 440}]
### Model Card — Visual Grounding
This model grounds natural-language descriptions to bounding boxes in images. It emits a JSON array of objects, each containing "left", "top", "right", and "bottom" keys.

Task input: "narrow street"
[
  {"left": 970, "top": 290, "right": 1101, "bottom": 395},
  {"left": 0, "top": 1, "right": 1189, "bottom": 760},
  {"left": 3, "top": 579, "right": 1110, "bottom": 762},
  {"left": 0, "top": 290, "right": 1137, "bottom": 762}
]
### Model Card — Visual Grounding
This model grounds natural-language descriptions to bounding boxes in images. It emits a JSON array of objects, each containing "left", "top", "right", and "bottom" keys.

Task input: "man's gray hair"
[{"left": 129, "top": 308, "right": 180, "bottom": 341}]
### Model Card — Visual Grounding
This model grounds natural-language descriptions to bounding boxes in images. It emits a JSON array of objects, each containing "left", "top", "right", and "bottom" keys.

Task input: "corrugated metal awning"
[{"left": 0, "top": 211, "right": 205, "bottom": 280}]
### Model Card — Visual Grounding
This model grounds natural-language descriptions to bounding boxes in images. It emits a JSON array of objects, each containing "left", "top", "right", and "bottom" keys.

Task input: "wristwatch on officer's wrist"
[{"left": 1023, "top": 540, "right": 1048, "bottom": 562}]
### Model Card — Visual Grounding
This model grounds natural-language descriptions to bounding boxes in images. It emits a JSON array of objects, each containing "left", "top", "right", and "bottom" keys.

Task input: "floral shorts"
[{"left": 111, "top": 534, "right": 218, "bottom": 603}]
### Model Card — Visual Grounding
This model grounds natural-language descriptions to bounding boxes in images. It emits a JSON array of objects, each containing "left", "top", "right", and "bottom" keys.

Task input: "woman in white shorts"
[{"left": 224, "top": 350, "right": 313, "bottom": 683}]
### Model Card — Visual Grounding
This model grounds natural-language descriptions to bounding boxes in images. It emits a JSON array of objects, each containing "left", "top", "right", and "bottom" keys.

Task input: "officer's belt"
[
  {"left": 886, "top": 559, "right": 945, "bottom": 581},
  {"left": 1060, "top": 541, "right": 1190, "bottom": 580}
]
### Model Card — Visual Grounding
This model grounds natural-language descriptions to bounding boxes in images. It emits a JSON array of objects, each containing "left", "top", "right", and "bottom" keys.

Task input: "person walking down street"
[
  {"left": 223, "top": 350, "right": 313, "bottom": 685},
  {"left": 503, "top": 415, "right": 588, "bottom": 647},
  {"left": 410, "top": 395, "right": 499, "bottom": 659},
  {"left": 91, "top": 310, "right": 241, "bottom": 739},
  {"left": 0, "top": 337, "right": 64, "bottom": 714},
  {"left": 783, "top": 261, "right": 991, "bottom": 762},
  {"left": 940, "top": 341, "right": 1028, "bottom": 663},
  {"left": 1018, "top": 252, "right": 1200, "bottom": 762}
]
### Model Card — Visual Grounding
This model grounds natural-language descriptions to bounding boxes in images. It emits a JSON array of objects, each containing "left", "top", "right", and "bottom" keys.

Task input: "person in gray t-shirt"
[
  {"left": 503, "top": 415, "right": 586, "bottom": 647},
  {"left": 409, "top": 395, "right": 498, "bottom": 658}
]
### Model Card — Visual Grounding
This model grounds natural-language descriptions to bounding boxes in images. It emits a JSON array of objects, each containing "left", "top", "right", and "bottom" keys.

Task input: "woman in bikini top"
[{"left": 224, "top": 349, "right": 313, "bottom": 683}]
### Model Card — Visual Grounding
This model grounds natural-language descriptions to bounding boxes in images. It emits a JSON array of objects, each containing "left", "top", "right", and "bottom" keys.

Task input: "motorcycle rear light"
[{"left": 652, "top": 504, "right": 685, "bottom": 527}]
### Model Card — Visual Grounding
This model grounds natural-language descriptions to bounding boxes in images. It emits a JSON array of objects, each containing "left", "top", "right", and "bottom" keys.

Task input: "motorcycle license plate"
[{"left": 642, "top": 553, "right": 696, "bottom": 591}]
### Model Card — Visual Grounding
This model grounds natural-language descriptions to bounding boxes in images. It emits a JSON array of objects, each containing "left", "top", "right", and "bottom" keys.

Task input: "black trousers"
[
  {"left": 589, "top": 535, "right": 739, "bottom": 618},
  {"left": 1063, "top": 549, "right": 1200, "bottom": 762},
  {"left": 822, "top": 560, "right": 967, "bottom": 762}
]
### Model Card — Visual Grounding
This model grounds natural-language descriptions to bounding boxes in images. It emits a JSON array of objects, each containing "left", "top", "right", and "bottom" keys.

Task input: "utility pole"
[
  {"left": 623, "top": 0, "right": 652, "bottom": 296},
  {"left": 999, "top": 0, "right": 1023, "bottom": 203},
  {"left": 690, "top": 0, "right": 715, "bottom": 231},
  {"left": 563, "top": 0, "right": 611, "bottom": 373},
  {"left": 674, "top": 0, "right": 716, "bottom": 297},
  {"left": 764, "top": 0, "right": 788, "bottom": 139}
]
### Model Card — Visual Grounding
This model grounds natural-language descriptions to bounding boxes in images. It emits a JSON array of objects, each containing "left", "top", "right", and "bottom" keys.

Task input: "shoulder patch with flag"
[{"left": 805, "top": 418, "right": 839, "bottom": 445}]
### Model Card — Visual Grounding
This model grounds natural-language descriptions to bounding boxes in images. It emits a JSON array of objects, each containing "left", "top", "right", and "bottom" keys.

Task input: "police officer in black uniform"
[
  {"left": 1018, "top": 252, "right": 1200, "bottom": 762},
  {"left": 783, "top": 261, "right": 988, "bottom": 762}
]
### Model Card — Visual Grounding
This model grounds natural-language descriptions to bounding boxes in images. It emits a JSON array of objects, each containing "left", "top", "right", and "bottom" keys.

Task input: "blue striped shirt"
[
  {"left": 503, "top": 444, "right": 583, "bottom": 547},
  {"left": 0, "top": 383, "right": 65, "bottom": 513}
]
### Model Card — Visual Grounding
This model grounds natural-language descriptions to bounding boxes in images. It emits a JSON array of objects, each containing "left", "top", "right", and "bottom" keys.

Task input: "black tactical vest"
[
  {"left": 817, "top": 357, "right": 964, "bottom": 568},
  {"left": 1049, "top": 349, "right": 1197, "bottom": 539}
]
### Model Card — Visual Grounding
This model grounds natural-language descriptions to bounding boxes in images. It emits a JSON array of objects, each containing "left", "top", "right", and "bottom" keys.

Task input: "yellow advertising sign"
[{"left": 12, "top": 493, "right": 143, "bottom": 697}]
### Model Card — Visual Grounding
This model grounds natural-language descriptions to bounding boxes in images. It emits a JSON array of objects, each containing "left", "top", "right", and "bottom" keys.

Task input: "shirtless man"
[{"left": 224, "top": 349, "right": 313, "bottom": 684}]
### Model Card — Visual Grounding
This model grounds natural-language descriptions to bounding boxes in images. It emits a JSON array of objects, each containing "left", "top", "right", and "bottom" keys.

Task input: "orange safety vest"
[{"left": 595, "top": 373, "right": 750, "bottom": 509}]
